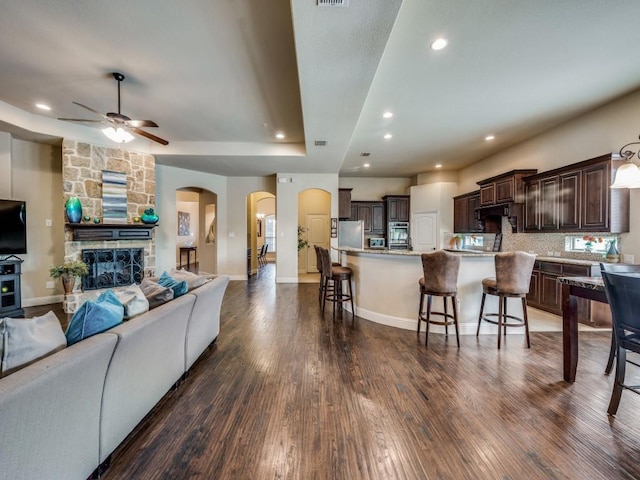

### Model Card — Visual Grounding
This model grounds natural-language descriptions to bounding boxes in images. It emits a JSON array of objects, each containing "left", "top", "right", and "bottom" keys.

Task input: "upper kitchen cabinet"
[
  {"left": 523, "top": 153, "right": 629, "bottom": 233},
  {"left": 383, "top": 195, "right": 410, "bottom": 223},
  {"left": 338, "top": 188, "right": 352, "bottom": 219},
  {"left": 477, "top": 170, "right": 537, "bottom": 206},
  {"left": 350, "top": 201, "right": 385, "bottom": 234},
  {"left": 453, "top": 190, "right": 481, "bottom": 233}
]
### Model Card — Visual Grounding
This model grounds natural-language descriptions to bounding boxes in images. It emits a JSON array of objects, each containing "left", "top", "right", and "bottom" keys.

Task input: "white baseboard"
[
  {"left": 276, "top": 276, "right": 299, "bottom": 283},
  {"left": 22, "top": 295, "right": 65, "bottom": 307}
]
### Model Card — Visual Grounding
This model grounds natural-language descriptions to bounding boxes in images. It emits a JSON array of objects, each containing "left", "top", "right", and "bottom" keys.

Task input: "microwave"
[{"left": 368, "top": 238, "right": 386, "bottom": 249}]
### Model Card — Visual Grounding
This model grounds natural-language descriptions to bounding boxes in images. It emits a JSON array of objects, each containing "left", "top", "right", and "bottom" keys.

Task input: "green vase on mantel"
[
  {"left": 140, "top": 208, "right": 159, "bottom": 225},
  {"left": 65, "top": 196, "right": 82, "bottom": 223}
]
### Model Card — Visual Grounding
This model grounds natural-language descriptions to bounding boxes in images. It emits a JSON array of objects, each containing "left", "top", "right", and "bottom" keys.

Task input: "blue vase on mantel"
[
  {"left": 140, "top": 208, "right": 159, "bottom": 225},
  {"left": 65, "top": 197, "right": 82, "bottom": 224}
]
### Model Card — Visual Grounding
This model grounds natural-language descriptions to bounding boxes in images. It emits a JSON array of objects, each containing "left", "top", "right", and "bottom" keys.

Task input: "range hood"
[{"left": 476, "top": 203, "right": 522, "bottom": 233}]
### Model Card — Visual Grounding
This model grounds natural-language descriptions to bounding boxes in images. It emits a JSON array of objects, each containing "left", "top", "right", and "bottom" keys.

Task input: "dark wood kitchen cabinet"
[
  {"left": 350, "top": 201, "right": 385, "bottom": 234},
  {"left": 338, "top": 188, "right": 352, "bottom": 219},
  {"left": 527, "top": 260, "right": 599, "bottom": 325},
  {"left": 477, "top": 170, "right": 537, "bottom": 206},
  {"left": 383, "top": 195, "right": 410, "bottom": 223},
  {"left": 453, "top": 190, "right": 481, "bottom": 233},
  {"left": 523, "top": 153, "right": 628, "bottom": 233}
]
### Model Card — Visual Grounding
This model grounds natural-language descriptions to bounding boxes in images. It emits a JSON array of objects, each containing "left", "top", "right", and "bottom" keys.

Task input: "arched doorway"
[
  {"left": 175, "top": 187, "right": 217, "bottom": 274},
  {"left": 247, "top": 191, "right": 276, "bottom": 277},
  {"left": 297, "top": 189, "right": 331, "bottom": 281}
]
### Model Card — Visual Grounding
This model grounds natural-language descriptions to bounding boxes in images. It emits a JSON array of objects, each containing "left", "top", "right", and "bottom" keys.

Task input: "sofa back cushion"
[
  {"left": 0, "top": 311, "right": 67, "bottom": 377},
  {"left": 65, "top": 290, "right": 124, "bottom": 346}
]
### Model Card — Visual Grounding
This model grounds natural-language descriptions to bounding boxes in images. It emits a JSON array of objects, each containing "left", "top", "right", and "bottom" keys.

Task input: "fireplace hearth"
[{"left": 82, "top": 248, "right": 144, "bottom": 291}]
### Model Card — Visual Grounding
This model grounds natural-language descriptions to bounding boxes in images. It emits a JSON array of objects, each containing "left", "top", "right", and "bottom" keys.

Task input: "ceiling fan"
[{"left": 58, "top": 72, "right": 169, "bottom": 146}]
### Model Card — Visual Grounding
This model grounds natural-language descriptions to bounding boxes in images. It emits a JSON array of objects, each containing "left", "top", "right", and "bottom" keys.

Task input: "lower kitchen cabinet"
[{"left": 527, "top": 260, "right": 606, "bottom": 326}]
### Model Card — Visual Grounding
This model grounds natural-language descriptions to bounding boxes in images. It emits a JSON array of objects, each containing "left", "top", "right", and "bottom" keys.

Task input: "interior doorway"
[
  {"left": 175, "top": 188, "right": 218, "bottom": 274},
  {"left": 247, "top": 191, "right": 276, "bottom": 277},
  {"left": 297, "top": 189, "right": 330, "bottom": 281}
]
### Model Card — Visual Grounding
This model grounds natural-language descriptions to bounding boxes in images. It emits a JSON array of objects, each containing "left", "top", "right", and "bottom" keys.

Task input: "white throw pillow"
[
  {"left": 169, "top": 268, "right": 208, "bottom": 291},
  {"left": 115, "top": 284, "right": 150, "bottom": 319},
  {"left": 0, "top": 311, "right": 67, "bottom": 377}
]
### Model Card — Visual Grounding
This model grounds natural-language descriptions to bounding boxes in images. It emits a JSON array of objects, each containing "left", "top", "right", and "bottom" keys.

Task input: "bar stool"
[
  {"left": 319, "top": 246, "right": 355, "bottom": 322},
  {"left": 417, "top": 250, "right": 461, "bottom": 346},
  {"left": 476, "top": 251, "right": 536, "bottom": 349}
]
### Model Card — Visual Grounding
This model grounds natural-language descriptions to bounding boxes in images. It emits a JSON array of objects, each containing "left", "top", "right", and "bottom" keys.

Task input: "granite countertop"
[
  {"left": 335, "top": 246, "right": 495, "bottom": 257},
  {"left": 535, "top": 256, "right": 601, "bottom": 266},
  {"left": 557, "top": 276, "right": 604, "bottom": 289}
]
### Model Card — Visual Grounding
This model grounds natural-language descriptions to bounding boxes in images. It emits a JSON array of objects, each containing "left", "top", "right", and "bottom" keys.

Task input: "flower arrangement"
[{"left": 582, "top": 235, "right": 603, "bottom": 251}]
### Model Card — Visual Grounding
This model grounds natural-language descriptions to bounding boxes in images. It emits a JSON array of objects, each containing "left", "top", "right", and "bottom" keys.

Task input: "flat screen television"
[{"left": 0, "top": 199, "right": 27, "bottom": 255}]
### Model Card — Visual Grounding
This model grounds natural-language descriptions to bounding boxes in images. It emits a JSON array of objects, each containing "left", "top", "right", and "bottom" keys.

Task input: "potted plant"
[
  {"left": 49, "top": 260, "right": 89, "bottom": 294},
  {"left": 298, "top": 226, "right": 309, "bottom": 252}
]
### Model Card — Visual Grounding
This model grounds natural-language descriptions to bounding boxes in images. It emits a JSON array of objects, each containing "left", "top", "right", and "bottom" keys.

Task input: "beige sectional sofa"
[{"left": 0, "top": 275, "right": 230, "bottom": 480}]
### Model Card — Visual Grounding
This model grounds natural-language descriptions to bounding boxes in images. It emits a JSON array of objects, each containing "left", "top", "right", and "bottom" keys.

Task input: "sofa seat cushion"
[
  {"left": 0, "top": 311, "right": 67, "bottom": 377},
  {"left": 140, "top": 278, "right": 175, "bottom": 308},
  {"left": 158, "top": 271, "right": 188, "bottom": 298},
  {"left": 65, "top": 290, "right": 124, "bottom": 345}
]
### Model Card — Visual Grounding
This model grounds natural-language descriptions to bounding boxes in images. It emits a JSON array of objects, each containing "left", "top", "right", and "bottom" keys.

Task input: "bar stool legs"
[
  {"left": 418, "top": 292, "right": 460, "bottom": 347},
  {"left": 477, "top": 292, "right": 531, "bottom": 349}
]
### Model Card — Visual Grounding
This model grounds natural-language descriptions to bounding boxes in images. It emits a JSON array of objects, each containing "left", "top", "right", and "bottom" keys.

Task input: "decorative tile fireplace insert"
[{"left": 82, "top": 248, "right": 144, "bottom": 291}]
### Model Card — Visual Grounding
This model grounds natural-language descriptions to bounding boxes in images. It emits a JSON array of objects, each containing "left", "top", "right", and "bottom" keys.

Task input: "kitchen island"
[{"left": 335, "top": 247, "right": 517, "bottom": 334}]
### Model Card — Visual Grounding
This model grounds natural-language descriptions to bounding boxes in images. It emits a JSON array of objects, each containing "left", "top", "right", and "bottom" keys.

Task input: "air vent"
[
  {"left": 317, "top": 0, "right": 349, "bottom": 7},
  {"left": 360, "top": 152, "right": 371, "bottom": 157},
  {"left": 314, "top": 140, "right": 328, "bottom": 146}
]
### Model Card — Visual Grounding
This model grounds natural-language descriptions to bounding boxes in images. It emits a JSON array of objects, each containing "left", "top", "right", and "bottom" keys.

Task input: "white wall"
[
  {"left": 339, "top": 177, "right": 412, "bottom": 200},
  {"left": 0, "top": 132, "right": 11, "bottom": 198},
  {"left": 410, "top": 181, "right": 457, "bottom": 248},
  {"left": 456, "top": 87, "right": 640, "bottom": 261}
]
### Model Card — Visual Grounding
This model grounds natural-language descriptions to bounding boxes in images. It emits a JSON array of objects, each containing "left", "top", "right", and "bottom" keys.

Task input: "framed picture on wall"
[{"left": 178, "top": 211, "right": 190, "bottom": 236}]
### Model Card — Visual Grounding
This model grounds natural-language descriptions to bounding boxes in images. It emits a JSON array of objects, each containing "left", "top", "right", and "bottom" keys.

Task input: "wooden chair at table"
[
  {"left": 600, "top": 263, "right": 640, "bottom": 375},
  {"left": 258, "top": 244, "right": 267, "bottom": 267},
  {"left": 600, "top": 271, "right": 640, "bottom": 415}
]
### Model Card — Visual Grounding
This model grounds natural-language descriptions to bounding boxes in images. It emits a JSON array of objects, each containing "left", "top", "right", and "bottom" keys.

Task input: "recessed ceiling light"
[
  {"left": 430, "top": 38, "right": 448, "bottom": 51},
  {"left": 485, "top": 135, "right": 495, "bottom": 141},
  {"left": 435, "top": 164, "right": 442, "bottom": 169},
  {"left": 363, "top": 163, "right": 370, "bottom": 168},
  {"left": 275, "top": 132, "right": 285, "bottom": 139},
  {"left": 35, "top": 103, "right": 51, "bottom": 111},
  {"left": 383, "top": 111, "right": 393, "bottom": 119},
  {"left": 384, "top": 133, "right": 393, "bottom": 139}
]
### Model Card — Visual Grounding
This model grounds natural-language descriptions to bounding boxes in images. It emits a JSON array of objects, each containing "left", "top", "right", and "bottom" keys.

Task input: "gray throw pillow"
[
  {"left": 0, "top": 311, "right": 67, "bottom": 377},
  {"left": 139, "top": 278, "right": 175, "bottom": 309},
  {"left": 169, "top": 268, "right": 208, "bottom": 291},
  {"left": 115, "top": 284, "right": 150, "bottom": 319}
]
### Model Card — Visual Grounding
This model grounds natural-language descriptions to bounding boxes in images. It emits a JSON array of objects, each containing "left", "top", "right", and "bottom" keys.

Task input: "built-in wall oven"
[{"left": 388, "top": 222, "right": 410, "bottom": 249}]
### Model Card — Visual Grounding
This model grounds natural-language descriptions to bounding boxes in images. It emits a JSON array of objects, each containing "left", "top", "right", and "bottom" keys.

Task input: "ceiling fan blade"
[
  {"left": 126, "top": 119, "right": 159, "bottom": 128},
  {"left": 57, "top": 118, "right": 103, "bottom": 123},
  {"left": 131, "top": 127, "right": 169, "bottom": 146},
  {"left": 72, "top": 101, "right": 111, "bottom": 121}
]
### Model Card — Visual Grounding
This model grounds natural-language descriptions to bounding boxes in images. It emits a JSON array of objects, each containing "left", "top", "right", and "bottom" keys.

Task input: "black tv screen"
[{"left": 0, "top": 200, "right": 27, "bottom": 255}]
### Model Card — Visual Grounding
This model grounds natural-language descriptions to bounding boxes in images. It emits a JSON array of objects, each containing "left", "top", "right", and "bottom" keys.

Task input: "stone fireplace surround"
[{"left": 62, "top": 139, "right": 156, "bottom": 313}]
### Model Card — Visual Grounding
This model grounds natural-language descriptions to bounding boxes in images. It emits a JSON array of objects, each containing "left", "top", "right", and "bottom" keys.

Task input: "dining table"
[{"left": 558, "top": 276, "right": 608, "bottom": 383}]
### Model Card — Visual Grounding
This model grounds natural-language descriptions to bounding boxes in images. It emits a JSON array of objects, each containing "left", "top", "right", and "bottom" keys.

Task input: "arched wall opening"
[
  {"left": 247, "top": 191, "right": 276, "bottom": 276},
  {"left": 297, "top": 188, "right": 331, "bottom": 278}
]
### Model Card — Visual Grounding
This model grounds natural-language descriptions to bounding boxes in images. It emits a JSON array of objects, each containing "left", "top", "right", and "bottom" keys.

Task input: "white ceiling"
[{"left": 1, "top": 0, "right": 640, "bottom": 178}]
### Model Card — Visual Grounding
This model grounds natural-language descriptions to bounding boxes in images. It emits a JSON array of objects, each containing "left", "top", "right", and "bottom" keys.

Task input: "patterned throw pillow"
[
  {"left": 139, "top": 278, "right": 175, "bottom": 309},
  {"left": 65, "top": 290, "right": 124, "bottom": 346},
  {"left": 169, "top": 268, "right": 208, "bottom": 291}
]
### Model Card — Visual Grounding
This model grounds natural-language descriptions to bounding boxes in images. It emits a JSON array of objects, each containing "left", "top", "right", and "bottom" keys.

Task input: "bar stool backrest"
[
  {"left": 494, "top": 251, "right": 536, "bottom": 295},
  {"left": 318, "top": 247, "right": 332, "bottom": 278},
  {"left": 421, "top": 250, "right": 460, "bottom": 294}
]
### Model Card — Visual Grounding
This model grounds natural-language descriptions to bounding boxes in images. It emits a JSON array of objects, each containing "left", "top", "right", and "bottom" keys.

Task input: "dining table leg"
[{"left": 561, "top": 283, "right": 579, "bottom": 382}]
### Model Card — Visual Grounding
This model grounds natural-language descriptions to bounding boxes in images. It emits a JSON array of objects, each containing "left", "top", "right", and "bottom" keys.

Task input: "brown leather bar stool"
[
  {"left": 476, "top": 251, "right": 536, "bottom": 349},
  {"left": 417, "top": 250, "right": 461, "bottom": 346},
  {"left": 319, "top": 246, "right": 355, "bottom": 322}
]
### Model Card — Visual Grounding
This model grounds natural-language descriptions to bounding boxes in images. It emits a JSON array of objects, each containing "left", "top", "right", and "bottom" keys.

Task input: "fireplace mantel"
[{"left": 66, "top": 223, "right": 157, "bottom": 241}]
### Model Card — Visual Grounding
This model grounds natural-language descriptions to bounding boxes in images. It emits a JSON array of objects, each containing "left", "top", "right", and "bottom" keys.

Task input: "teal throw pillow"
[
  {"left": 158, "top": 271, "right": 188, "bottom": 298},
  {"left": 65, "top": 290, "right": 124, "bottom": 346}
]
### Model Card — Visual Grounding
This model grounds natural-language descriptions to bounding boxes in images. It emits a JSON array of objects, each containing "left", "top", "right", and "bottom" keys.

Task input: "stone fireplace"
[{"left": 62, "top": 138, "right": 156, "bottom": 313}]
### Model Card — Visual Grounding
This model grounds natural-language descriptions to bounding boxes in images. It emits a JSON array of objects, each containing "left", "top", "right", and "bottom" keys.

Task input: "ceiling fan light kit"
[
  {"left": 102, "top": 127, "right": 135, "bottom": 143},
  {"left": 58, "top": 72, "right": 169, "bottom": 146}
]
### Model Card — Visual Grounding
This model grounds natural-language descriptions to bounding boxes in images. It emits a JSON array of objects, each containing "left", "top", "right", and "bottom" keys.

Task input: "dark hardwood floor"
[{"left": 31, "top": 265, "right": 640, "bottom": 479}]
